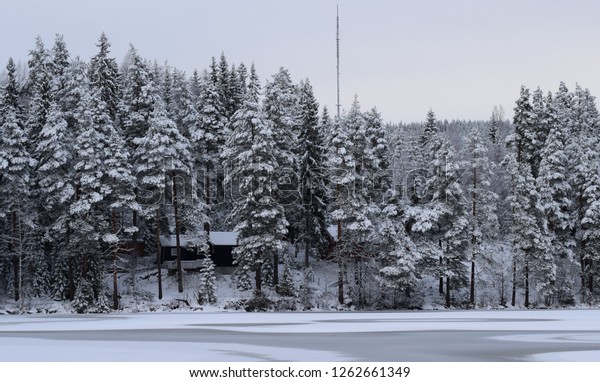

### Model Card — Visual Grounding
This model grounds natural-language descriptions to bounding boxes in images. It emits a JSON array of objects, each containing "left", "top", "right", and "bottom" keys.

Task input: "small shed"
[
  {"left": 208, "top": 231, "right": 239, "bottom": 267},
  {"left": 159, "top": 235, "right": 204, "bottom": 269},
  {"left": 159, "top": 231, "right": 239, "bottom": 269}
]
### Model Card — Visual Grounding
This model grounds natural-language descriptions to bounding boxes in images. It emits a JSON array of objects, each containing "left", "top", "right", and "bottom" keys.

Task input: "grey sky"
[{"left": 2, "top": 0, "right": 600, "bottom": 123}]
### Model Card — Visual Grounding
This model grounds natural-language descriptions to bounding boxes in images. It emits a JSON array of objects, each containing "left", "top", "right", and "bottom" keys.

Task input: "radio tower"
[
  {"left": 336, "top": 5, "right": 341, "bottom": 118},
  {"left": 335, "top": 5, "right": 344, "bottom": 305}
]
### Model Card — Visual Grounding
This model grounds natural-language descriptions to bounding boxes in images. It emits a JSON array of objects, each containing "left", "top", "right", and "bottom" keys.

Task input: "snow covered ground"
[{"left": 1, "top": 310, "right": 600, "bottom": 361}]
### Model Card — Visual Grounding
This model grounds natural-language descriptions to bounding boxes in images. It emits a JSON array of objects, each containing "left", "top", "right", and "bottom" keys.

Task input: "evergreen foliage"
[{"left": 3, "top": 35, "right": 600, "bottom": 311}]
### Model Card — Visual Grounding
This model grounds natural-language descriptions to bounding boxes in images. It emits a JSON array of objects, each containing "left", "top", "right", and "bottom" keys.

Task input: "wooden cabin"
[{"left": 159, "top": 231, "right": 239, "bottom": 270}]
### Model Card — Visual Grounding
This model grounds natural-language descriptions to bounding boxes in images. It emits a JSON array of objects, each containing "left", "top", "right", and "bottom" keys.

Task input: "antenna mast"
[
  {"left": 336, "top": 5, "right": 340, "bottom": 118},
  {"left": 335, "top": 5, "right": 344, "bottom": 305}
]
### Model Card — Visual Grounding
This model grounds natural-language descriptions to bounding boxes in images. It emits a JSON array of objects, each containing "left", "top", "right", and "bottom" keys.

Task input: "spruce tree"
[
  {"left": 327, "top": 113, "right": 353, "bottom": 304},
  {"left": 192, "top": 74, "right": 228, "bottom": 229},
  {"left": 89, "top": 33, "right": 120, "bottom": 119},
  {"left": 49, "top": 34, "right": 70, "bottom": 96},
  {"left": 419, "top": 109, "right": 438, "bottom": 149},
  {"left": 120, "top": 44, "right": 156, "bottom": 149},
  {"left": 69, "top": 88, "right": 112, "bottom": 312},
  {"left": 225, "top": 70, "right": 288, "bottom": 293},
  {"left": 427, "top": 139, "right": 469, "bottom": 307},
  {"left": 26, "top": 36, "right": 52, "bottom": 150},
  {"left": 463, "top": 126, "right": 498, "bottom": 306},
  {"left": 198, "top": 257, "right": 217, "bottom": 304},
  {"left": 134, "top": 102, "right": 196, "bottom": 295},
  {"left": 0, "top": 58, "right": 37, "bottom": 301},
  {"left": 505, "top": 155, "right": 553, "bottom": 307},
  {"left": 263, "top": 68, "right": 301, "bottom": 282},
  {"left": 36, "top": 101, "right": 75, "bottom": 299},
  {"left": 297, "top": 79, "right": 328, "bottom": 266}
]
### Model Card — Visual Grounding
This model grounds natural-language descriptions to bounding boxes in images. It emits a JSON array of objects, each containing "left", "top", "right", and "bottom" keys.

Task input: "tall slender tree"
[{"left": 224, "top": 68, "right": 288, "bottom": 293}]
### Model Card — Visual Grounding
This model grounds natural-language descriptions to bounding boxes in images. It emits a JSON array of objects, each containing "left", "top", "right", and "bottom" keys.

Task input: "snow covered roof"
[
  {"left": 327, "top": 225, "right": 339, "bottom": 242},
  {"left": 209, "top": 231, "right": 238, "bottom": 246},
  {"left": 159, "top": 232, "right": 239, "bottom": 247},
  {"left": 159, "top": 235, "right": 191, "bottom": 247}
]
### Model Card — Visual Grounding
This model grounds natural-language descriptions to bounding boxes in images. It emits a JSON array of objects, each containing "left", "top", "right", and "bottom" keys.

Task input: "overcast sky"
[{"left": 2, "top": 0, "right": 600, "bottom": 123}]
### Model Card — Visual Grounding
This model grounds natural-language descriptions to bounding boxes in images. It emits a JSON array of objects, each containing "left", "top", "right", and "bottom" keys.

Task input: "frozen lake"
[{"left": 1, "top": 310, "right": 600, "bottom": 361}]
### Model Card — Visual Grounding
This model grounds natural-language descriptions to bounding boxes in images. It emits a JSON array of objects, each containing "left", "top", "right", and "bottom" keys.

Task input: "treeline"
[{"left": 1, "top": 34, "right": 599, "bottom": 312}]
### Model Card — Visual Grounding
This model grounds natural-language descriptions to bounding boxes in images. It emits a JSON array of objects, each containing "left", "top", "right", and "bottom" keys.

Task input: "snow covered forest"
[{"left": 1, "top": 34, "right": 600, "bottom": 313}]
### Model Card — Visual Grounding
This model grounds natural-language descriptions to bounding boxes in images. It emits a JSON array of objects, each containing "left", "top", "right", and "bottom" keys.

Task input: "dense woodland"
[{"left": 1, "top": 34, "right": 600, "bottom": 312}]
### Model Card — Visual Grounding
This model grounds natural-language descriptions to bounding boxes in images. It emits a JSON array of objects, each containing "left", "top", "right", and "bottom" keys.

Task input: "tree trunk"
[
  {"left": 588, "top": 259, "right": 594, "bottom": 295},
  {"left": 156, "top": 209, "right": 163, "bottom": 300},
  {"left": 11, "top": 211, "right": 20, "bottom": 302},
  {"left": 112, "top": 253, "right": 119, "bottom": 310},
  {"left": 12, "top": 255, "right": 20, "bottom": 302},
  {"left": 112, "top": 211, "right": 119, "bottom": 310},
  {"left": 438, "top": 239, "right": 444, "bottom": 294},
  {"left": 68, "top": 257, "right": 75, "bottom": 301},
  {"left": 438, "top": 255, "right": 444, "bottom": 295},
  {"left": 172, "top": 171, "right": 183, "bottom": 293},
  {"left": 204, "top": 164, "right": 211, "bottom": 233},
  {"left": 445, "top": 259, "right": 451, "bottom": 308},
  {"left": 337, "top": 221, "right": 343, "bottom": 305},
  {"left": 255, "top": 264, "right": 262, "bottom": 294},
  {"left": 511, "top": 254, "right": 517, "bottom": 306},
  {"left": 580, "top": 252, "right": 586, "bottom": 300},
  {"left": 273, "top": 253, "right": 279, "bottom": 286},
  {"left": 304, "top": 213, "right": 310, "bottom": 268},
  {"left": 524, "top": 260, "right": 530, "bottom": 308},
  {"left": 500, "top": 271, "right": 506, "bottom": 306},
  {"left": 469, "top": 259, "right": 475, "bottom": 306},
  {"left": 470, "top": 166, "right": 477, "bottom": 307},
  {"left": 131, "top": 197, "right": 138, "bottom": 296}
]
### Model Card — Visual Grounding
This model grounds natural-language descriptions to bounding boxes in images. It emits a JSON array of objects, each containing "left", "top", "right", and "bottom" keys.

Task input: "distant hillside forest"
[{"left": 1, "top": 34, "right": 599, "bottom": 312}]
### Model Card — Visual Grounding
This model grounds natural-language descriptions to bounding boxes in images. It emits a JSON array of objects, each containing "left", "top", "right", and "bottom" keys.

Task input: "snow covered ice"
[{"left": 1, "top": 310, "right": 600, "bottom": 361}]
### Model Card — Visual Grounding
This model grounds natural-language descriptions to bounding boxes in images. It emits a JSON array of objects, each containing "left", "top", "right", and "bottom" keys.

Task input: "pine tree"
[
  {"left": 69, "top": 88, "right": 112, "bottom": 312},
  {"left": 377, "top": 192, "right": 420, "bottom": 307},
  {"left": 89, "top": 33, "right": 120, "bottom": 119},
  {"left": 419, "top": 109, "right": 438, "bottom": 149},
  {"left": 120, "top": 44, "right": 156, "bottom": 148},
  {"left": 511, "top": 86, "right": 546, "bottom": 176},
  {"left": 46, "top": 58, "right": 90, "bottom": 301},
  {"left": 49, "top": 34, "right": 70, "bottom": 96},
  {"left": 263, "top": 67, "right": 301, "bottom": 283},
  {"left": 529, "top": 87, "right": 549, "bottom": 178},
  {"left": 134, "top": 102, "right": 197, "bottom": 295},
  {"left": 225, "top": 71, "right": 288, "bottom": 294},
  {"left": 327, "top": 113, "right": 355, "bottom": 305},
  {"left": 36, "top": 101, "right": 75, "bottom": 299},
  {"left": 504, "top": 152, "right": 553, "bottom": 307},
  {"left": 217, "top": 52, "right": 235, "bottom": 117},
  {"left": 463, "top": 126, "right": 498, "bottom": 306},
  {"left": 364, "top": 107, "right": 390, "bottom": 193},
  {"left": 297, "top": 79, "right": 328, "bottom": 266},
  {"left": 26, "top": 36, "right": 52, "bottom": 150},
  {"left": 0, "top": 58, "right": 37, "bottom": 301},
  {"left": 278, "top": 257, "right": 296, "bottom": 297},
  {"left": 428, "top": 139, "right": 469, "bottom": 307},
  {"left": 192, "top": 73, "right": 228, "bottom": 229},
  {"left": 488, "top": 107, "right": 500, "bottom": 144},
  {"left": 198, "top": 257, "right": 217, "bottom": 304},
  {"left": 169, "top": 68, "right": 197, "bottom": 137},
  {"left": 342, "top": 96, "right": 378, "bottom": 307},
  {"left": 101, "top": 105, "right": 139, "bottom": 310},
  {"left": 537, "top": 89, "right": 574, "bottom": 304},
  {"left": 569, "top": 85, "right": 600, "bottom": 300},
  {"left": 232, "top": 62, "right": 247, "bottom": 111}
]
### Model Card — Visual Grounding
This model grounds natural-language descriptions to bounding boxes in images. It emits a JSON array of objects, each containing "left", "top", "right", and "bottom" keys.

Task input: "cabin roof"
[
  {"left": 327, "top": 225, "right": 339, "bottom": 242},
  {"left": 159, "top": 231, "right": 239, "bottom": 247},
  {"left": 210, "top": 231, "right": 239, "bottom": 246}
]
